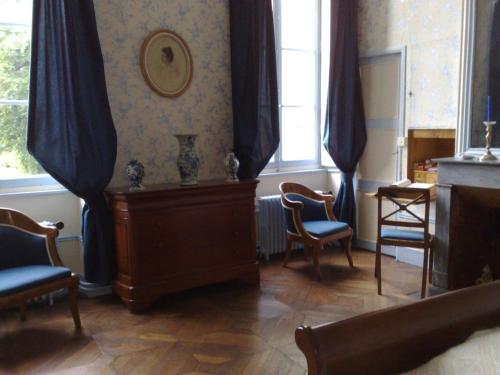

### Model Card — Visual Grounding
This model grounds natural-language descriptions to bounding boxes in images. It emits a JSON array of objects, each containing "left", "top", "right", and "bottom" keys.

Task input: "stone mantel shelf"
[
  {"left": 434, "top": 157, "right": 500, "bottom": 167},
  {"left": 434, "top": 157, "right": 500, "bottom": 190}
]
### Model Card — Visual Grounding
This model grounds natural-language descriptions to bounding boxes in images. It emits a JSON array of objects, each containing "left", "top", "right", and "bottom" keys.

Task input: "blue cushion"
[
  {"left": 283, "top": 193, "right": 330, "bottom": 234},
  {"left": 0, "top": 265, "right": 71, "bottom": 297},
  {"left": 0, "top": 225, "right": 51, "bottom": 270},
  {"left": 381, "top": 229, "right": 425, "bottom": 241},
  {"left": 302, "top": 220, "right": 350, "bottom": 238}
]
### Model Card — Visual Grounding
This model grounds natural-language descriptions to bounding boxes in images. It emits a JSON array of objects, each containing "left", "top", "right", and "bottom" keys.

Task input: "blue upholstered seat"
[
  {"left": 302, "top": 220, "right": 350, "bottom": 238},
  {"left": 381, "top": 229, "right": 425, "bottom": 241},
  {"left": 0, "top": 265, "right": 71, "bottom": 297}
]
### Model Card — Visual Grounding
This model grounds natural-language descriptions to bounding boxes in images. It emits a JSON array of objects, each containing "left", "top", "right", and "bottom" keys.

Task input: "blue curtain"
[
  {"left": 229, "top": 0, "right": 279, "bottom": 179},
  {"left": 28, "top": 0, "right": 117, "bottom": 285},
  {"left": 323, "top": 0, "right": 367, "bottom": 234},
  {"left": 490, "top": 1, "right": 500, "bottom": 145}
]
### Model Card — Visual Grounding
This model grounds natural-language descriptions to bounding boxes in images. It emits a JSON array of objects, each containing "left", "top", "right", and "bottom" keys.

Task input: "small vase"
[
  {"left": 224, "top": 152, "right": 239, "bottom": 182},
  {"left": 175, "top": 134, "right": 200, "bottom": 185},
  {"left": 126, "top": 159, "right": 145, "bottom": 190}
]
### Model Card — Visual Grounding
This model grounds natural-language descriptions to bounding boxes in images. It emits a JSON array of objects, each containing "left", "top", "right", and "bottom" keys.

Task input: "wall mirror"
[{"left": 459, "top": 0, "right": 500, "bottom": 153}]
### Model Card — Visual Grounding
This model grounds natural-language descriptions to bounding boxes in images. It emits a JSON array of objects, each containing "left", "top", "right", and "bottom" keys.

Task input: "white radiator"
[{"left": 257, "top": 195, "right": 301, "bottom": 260}]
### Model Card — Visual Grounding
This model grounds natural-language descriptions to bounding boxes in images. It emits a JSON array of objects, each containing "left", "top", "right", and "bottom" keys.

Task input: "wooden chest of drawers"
[{"left": 106, "top": 180, "right": 259, "bottom": 312}]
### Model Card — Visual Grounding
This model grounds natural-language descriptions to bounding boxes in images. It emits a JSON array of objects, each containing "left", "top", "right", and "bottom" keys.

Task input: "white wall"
[
  {"left": 356, "top": 0, "right": 462, "bottom": 257},
  {"left": 257, "top": 170, "right": 331, "bottom": 197}
]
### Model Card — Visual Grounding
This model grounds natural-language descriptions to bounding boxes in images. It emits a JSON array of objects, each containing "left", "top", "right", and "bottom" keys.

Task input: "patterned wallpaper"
[
  {"left": 94, "top": 0, "right": 233, "bottom": 188},
  {"left": 358, "top": 0, "right": 462, "bottom": 130}
]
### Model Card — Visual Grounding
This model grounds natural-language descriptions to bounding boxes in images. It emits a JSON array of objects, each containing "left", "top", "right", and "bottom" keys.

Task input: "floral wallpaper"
[
  {"left": 358, "top": 0, "right": 462, "bottom": 130},
  {"left": 94, "top": 0, "right": 233, "bottom": 188}
]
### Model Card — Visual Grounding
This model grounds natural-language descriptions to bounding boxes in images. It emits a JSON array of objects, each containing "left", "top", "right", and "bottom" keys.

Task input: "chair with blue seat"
[
  {"left": 375, "top": 186, "right": 433, "bottom": 298},
  {"left": 279, "top": 182, "right": 354, "bottom": 281},
  {"left": 0, "top": 207, "right": 81, "bottom": 328}
]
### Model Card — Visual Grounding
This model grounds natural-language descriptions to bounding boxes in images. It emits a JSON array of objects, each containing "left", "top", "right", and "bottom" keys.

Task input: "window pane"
[
  {"left": 0, "top": 26, "right": 31, "bottom": 100},
  {"left": 282, "top": 106, "right": 316, "bottom": 161},
  {"left": 280, "top": 0, "right": 317, "bottom": 51},
  {"left": 281, "top": 50, "right": 316, "bottom": 106},
  {"left": 0, "top": 0, "right": 32, "bottom": 25},
  {"left": 0, "top": 104, "right": 43, "bottom": 177}
]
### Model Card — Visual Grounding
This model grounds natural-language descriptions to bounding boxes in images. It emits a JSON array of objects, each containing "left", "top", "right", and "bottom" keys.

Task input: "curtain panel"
[
  {"left": 229, "top": 0, "right": 280, "bottom": 179},
  {"left": 28, "top": 0, "right": 117, "bottom": 285},
  {"left": 490, "top": 1, "right": 500, "bottom": 124},
  {"left": 323, "top": 0, "right": 367, "bottom": 234}
]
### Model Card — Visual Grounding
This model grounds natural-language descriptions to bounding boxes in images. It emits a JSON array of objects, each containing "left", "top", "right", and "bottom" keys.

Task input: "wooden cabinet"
[
  {"left": 407, "top": 129, "right": 455, "bottom": 183},
  {"left": 106, "top": 180, "right": 260, "bottom": 312}
]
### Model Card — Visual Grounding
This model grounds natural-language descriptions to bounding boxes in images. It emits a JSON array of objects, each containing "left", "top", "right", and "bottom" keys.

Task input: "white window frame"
[
  {"left": 266, "top": 0, "right": 322, "bottom": 172},
  {"left": 0, "top": 17, "right": 59, "bottom": 191}
]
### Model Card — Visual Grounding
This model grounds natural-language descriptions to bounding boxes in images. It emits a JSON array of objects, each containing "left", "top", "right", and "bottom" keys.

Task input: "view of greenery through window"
[{"left": 0, "top": 0, "right": 43, "bottom": 179}]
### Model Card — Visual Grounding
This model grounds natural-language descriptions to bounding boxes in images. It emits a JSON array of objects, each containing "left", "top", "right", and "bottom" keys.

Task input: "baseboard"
[
  {"left": 79, "top": 280, "right": 113, "bottom": 297},
  {"left": 355, "top": 239, "right": 424, "bottom": 267},
  {"left": 395, "top": 246, "right": 424, "bottom": 267},
  {"left": 355, "top": 239, "right": 396, "bottom": 257}
]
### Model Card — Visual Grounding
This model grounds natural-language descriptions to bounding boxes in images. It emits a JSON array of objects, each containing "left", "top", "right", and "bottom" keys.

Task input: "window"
[
  {"left": 268, "top": 0, "right": 326, "bottom": 171},
  {"left": 0, "top": 0, "right": 44, "bottom": 181}
]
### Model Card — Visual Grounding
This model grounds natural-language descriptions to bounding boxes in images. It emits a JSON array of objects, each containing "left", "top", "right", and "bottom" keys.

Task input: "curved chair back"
[{"left": 0, "top": 208, "right": 63, "bottom": 270}]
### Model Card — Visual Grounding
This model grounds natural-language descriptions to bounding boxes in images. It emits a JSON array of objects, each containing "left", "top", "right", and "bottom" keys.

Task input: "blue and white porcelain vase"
[
  {"left": 126, "top": 159, "right": 145, "bottom": 190},
  {"left": 175, "top": 134, "right": 200, "bottom": 185},
  {"left": 224, "top": 152, "right": 239, "bottom": 182}
]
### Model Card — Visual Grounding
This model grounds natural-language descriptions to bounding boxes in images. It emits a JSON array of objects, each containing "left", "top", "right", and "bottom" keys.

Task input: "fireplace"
[
  {"left": 434, "top": 158, "right": 500, "bottom": 290},
  {"left": 446, "top": 186, "right": 500, "bottom": 288}
]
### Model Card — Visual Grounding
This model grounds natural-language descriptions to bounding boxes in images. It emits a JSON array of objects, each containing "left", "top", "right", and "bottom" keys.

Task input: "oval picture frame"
[{"left": 140, "top": 29, "right": 193, "bottom": 97}]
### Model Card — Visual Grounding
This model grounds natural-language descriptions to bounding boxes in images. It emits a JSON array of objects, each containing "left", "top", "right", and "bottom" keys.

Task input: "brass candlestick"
[{"left": 480, "top": 121, "right": 498, "bottom": 161}]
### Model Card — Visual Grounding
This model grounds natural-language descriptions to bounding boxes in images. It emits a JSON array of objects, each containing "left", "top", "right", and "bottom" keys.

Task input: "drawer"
[
  {"left": 132, "top": 203, "right": 255, "bottom": 279},
  {"left": 413, "top": 170, "right": 437, "bottom": 184},
  {"left": 413, "top": 170, "right": 426, "bottom": 182},
  {"left": 425, "top": 172, "right": 438, "bottom": 184}
]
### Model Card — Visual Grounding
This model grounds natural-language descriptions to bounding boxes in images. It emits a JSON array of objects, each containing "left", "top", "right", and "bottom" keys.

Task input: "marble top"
[{"left": 434, "top": 157, "right": 500, "bottom": 167}]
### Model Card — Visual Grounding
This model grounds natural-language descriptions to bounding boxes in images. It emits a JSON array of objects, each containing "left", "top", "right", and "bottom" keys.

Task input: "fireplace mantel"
[{"left": 434, "top": 157, "right": 500, "bottom": 290}]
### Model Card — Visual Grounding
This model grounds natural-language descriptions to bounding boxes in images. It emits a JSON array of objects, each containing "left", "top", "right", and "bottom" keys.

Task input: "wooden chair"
[
  {"left": 375, "top": 186, "right": 433, "bottom": 298},
  {"left": 279, "top": 182, "right": 354, "bottom": 280},
  {"left": 0, "top": 208, "right": 81, "bottom": 328}
]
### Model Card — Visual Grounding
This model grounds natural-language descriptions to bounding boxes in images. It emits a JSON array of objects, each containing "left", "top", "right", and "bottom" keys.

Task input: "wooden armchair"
[
  {"left": 0, "top": 208, "right": 81, "bottom": 328},
  {"left": 279, "top": 182, "right": 354, "bottom": 280}
]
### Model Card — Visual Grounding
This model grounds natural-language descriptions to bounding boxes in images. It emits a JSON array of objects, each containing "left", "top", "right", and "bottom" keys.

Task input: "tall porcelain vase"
[{"left": 174, "top": 134, "right": 199, "bottom": 185}]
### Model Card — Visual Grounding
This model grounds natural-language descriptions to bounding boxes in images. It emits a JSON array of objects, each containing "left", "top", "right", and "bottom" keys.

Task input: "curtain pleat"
[
  {"left": 28, "top": 0, "right": 117, "bottom": 285},
  {"left": 229, "top": 0, "right": 279, "bottom": 179},
  {"left": 323, "top": 0, "right": 367, "bottom": 234}
]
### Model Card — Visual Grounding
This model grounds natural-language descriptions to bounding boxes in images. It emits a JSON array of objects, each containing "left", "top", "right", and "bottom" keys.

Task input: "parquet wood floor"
[{"left": 0, "top": 249, "right": 422, "bottom": 375}]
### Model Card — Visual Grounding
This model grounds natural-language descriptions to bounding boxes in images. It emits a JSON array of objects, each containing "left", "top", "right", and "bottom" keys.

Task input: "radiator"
[{"left": 257, "top": 195, "right": 301, "bottom": 260}]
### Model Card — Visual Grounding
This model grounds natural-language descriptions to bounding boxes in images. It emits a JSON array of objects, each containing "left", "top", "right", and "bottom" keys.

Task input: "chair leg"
[
  {"left": 342, "top": 235, "right": 354, "bottom": 268},
  {"left": 303, "top": 245, "right": 311, "bottom": 261},
  {"left": 421, "top": 246, "right": 429, "bottom": 299},
  {"left": 312, "top": 245, "right": 322, "bottom": 281},
  {"left": 283, "top": 237, "right": 293, "bottom": 267},
  {"left": 428, "top": 242, "right": 434, "bottom": 284},
  {"left": 376, "top": 240, "right": 382, "bottom": 295},
  {"left": 19, "top": 301, "right": 27, "bottom": 321},
  {"left": 68, "top": 281, "right": 82, "bottom": 329}
]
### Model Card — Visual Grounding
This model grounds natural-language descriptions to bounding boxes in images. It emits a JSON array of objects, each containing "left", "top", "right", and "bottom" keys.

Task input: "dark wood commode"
[{"left": 106, "top": 180, "right": 260, "bottom": 312}]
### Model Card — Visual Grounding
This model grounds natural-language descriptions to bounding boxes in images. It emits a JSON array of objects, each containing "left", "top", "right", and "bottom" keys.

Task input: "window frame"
[{"left": 266, "top": 0, "right": 323, "bottom": 172}]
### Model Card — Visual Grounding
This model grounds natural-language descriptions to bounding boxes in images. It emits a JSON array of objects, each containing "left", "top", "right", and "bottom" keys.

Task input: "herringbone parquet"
[{"left": 0, "top": 249, "right": 422, "bottom": 375}]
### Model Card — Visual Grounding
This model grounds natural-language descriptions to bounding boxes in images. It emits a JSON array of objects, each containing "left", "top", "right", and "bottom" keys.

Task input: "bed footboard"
[{"left": 296, "top": 280, "right": 500, "bottom": 375}]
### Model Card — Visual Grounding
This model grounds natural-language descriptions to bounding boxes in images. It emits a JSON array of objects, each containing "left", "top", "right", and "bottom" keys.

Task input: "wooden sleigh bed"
[{"left": 295, "top": 280, "right": 500, "bottom": 375}]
